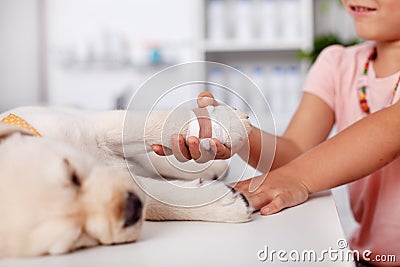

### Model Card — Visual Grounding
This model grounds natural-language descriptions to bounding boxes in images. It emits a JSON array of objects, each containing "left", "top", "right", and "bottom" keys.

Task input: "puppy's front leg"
[
  {"left": 123, "top": 106, "right": 251, "bottom": 156},
  {"left": 102, "top": 106, "right": 250, "bottom": 177},
  {"left": 98, "top": 109, "right": 192, "bottom": 159},
  {"left": 138, "top": 177, "right": 253, "bottom": 223},
  {"left": 121, "top": 109, "right": 192, "bottom": 156}
]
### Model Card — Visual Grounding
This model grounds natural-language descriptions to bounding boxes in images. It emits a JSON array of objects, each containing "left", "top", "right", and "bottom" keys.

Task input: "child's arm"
[
  {"left": 152, "top": 92, "right": 335, "bottom": 173},
  {"left": 238, "top": 92, "right": 334, "bottom": 172},
  {"left": 236, "top": 100, "right": 400, "bottom": 215}
]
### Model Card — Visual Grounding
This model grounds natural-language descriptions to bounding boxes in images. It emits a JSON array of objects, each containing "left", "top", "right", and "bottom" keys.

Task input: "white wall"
[{"left": 0, "top": 0, "right": 40, "bottom": 112}]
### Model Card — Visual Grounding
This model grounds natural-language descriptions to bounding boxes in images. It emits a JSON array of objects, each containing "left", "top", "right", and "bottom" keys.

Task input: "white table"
[{"left": 0, "top": 157, "right": 354, "bottom": 267}]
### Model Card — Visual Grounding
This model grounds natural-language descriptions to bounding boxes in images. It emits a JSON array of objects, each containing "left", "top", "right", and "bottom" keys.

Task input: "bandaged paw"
[{"left": 186, "top": 106, "right": 251, "bottom": 151}]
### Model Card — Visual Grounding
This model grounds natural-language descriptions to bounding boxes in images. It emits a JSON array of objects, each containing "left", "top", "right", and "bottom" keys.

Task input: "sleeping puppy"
[{"left": 0, "top": 106, "right": 252, "bottom": 258}]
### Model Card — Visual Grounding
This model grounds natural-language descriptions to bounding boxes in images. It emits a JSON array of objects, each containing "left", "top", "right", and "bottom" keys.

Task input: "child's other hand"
[
  {"left": 234, "top": 171, "right": 310, "bottom": 215},
  {"left": 152, "top": 91, "right": 233, "bottom": 162}
]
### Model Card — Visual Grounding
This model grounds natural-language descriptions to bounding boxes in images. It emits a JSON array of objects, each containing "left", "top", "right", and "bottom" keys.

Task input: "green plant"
[{"left": 298, "top": 34, "right": 360, "bottom": 63}]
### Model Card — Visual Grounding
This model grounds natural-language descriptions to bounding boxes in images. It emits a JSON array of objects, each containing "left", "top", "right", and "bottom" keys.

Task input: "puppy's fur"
[{"left": 0, "top": 106, "right": 252, "bottom": 258}]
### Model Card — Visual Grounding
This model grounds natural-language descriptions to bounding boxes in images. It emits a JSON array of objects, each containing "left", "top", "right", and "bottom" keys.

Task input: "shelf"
[
  {"left": 55, "top": 61, "right": 176, "bottom": 73},
  {"left": 203, "top": 40, "right": 306, "bottom": 53}
]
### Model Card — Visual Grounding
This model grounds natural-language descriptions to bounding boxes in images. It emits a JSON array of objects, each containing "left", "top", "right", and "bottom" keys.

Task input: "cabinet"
[{"left": 197, "top": 0, "right": 314, "bottom": 134}]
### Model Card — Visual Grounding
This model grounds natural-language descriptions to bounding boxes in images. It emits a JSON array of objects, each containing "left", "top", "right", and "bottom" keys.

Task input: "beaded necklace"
[{"left": 359, "top": 47, "right": 400, "bottom": 115}]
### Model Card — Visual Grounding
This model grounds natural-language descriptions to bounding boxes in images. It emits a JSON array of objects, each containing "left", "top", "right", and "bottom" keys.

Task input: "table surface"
[{"left": 0, "top": 157, "right": 355, "bottom": 267}]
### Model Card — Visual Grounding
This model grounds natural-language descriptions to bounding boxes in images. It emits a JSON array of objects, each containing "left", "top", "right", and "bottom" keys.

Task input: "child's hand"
[
  {"left": 234, "top": 170, "right": 310, "bottom": 215},
  {"left": 152, "top": 92, "right": 237, "bottom": 162}
]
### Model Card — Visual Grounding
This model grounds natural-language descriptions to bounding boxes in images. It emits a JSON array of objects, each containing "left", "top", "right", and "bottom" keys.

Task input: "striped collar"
[{"left": 1, "top": 113, "right": 41, "bottom": 137}]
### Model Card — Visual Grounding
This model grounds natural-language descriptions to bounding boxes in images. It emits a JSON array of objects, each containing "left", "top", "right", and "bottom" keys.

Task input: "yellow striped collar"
[{"left": 1, "top": 113, "right": 42, "bottom": 137}]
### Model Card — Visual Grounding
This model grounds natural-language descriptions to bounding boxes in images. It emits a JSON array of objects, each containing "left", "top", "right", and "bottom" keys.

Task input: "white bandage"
[
  {"left": 186, "top": 113, "right": 200, "bottom": 140},
  {"left": 186, "top": 106, "right": 230, "bottom": 150},
  {"left": 209, "top": 106, "right": 229, "bottom": 144}
]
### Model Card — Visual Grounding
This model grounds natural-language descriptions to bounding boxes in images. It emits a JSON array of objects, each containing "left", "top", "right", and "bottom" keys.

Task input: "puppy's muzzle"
[{"left": 123, "top": 192, "right": 143, "bottom": 228}]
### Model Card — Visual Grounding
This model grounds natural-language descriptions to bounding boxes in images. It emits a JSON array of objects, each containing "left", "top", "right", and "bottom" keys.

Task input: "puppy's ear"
[{"left": 0, "top": 122, "right": 35, "bottom": 140}]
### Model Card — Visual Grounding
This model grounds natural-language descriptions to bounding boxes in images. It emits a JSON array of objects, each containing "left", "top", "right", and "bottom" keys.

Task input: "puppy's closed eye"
[
  {"left": 70, "top": 171, "right": 81, "bottom": 187},
  {"left": 63, "top": 158, "right": 81, "bottom": 187}
]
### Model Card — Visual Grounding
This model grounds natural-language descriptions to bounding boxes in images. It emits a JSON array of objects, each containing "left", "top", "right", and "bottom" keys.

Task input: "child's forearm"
[
  {"left": 238, "top": 93, "right": 335, "bottom": 173},
  {"left": 285, "top": 101, "right": 400, "bottom": 193},
  {"left": 238, "top": 126, "right": 303, "bottom": 172}
]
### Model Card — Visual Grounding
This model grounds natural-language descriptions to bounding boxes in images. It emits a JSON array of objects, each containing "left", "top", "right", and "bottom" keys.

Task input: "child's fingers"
[
  {"left": 151, "top": 144, "right": 165, "bottom": 156},
  {"left": 197, "top": 91, "right": 218, "bottom": 108},
  {"left": 151, "top": 144, "right": 172, "bottom": 156},
  {"left": 187, "top": 136, "right": 202, "bottom": 160},
  {"left": 232, "top": 178, "right": 252, "bottom": 194},
  {"left": 171, "top": 134, "right": 191, "bottom": 162},
  {"left": 260, "top": 194, "right": 287, "bottom": 215},
  {"left": 233, "top": 174, "right": 310, "bottom": 214},
  {"left": 210, "top": 138, "right": 232, "bottom": 159},
  {"left": 260, "top": 190, "right": 309, "bottom": 216},
  {"left": 196, "top": 144, "right": 217, "bottom": 163},
  {"left": 232, "top": 178, "right": 267, "bottom": 210}
]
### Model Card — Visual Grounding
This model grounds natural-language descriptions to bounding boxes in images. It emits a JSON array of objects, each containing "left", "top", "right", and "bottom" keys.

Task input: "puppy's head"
[{"left": 0, "top": 123, "right": 145, "bottom": 258}]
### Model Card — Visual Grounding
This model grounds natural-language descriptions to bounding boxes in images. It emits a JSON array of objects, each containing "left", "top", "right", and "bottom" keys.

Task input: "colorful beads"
[{"left": 358, "top": 47, "right": 400, "bottom": 115}]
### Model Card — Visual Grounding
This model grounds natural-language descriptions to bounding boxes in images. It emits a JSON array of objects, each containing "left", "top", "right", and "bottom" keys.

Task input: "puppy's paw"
[
  {"left": 143, "top": 178, "right": 252, "bottom": 223},
  {"left": 144, "top": 106, "right": 251, "bottom": 153},
  {"left": 207, "top": 183, "right": 253, "bottom": 223},
  {"left": 187, "top": 106, "right": 251, "bottom": 151},
  {"left": 190, "top": 180, "right": 253, "bottom": 223}
]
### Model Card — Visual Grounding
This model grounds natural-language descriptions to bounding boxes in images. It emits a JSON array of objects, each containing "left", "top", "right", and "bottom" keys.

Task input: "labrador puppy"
[{"left": 0, "top": 106, "right": 252, "bottom": 258}]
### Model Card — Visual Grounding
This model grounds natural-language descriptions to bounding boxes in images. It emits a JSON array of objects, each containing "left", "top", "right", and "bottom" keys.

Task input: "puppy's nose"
[{"left": 123, "top": 192, "right": 143, "bottom": 228}]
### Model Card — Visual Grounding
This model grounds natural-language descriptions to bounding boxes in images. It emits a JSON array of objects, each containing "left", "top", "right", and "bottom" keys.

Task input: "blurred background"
[
  {"left": 0, "top": 0, "right": 358, "bottom": 236},
  {"left": 0, "top": 0, "right": 357, "bottom": 127}
]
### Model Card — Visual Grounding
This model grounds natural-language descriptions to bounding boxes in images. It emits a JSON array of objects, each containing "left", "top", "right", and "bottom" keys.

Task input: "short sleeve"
[{"left": 303, "top": 45, "right": 345, "bottom": 110}]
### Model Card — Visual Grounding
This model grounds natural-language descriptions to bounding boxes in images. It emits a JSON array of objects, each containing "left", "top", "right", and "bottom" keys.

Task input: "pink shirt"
[{"left": 303, "top": 42, "right": 400, "bottom": 265}]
